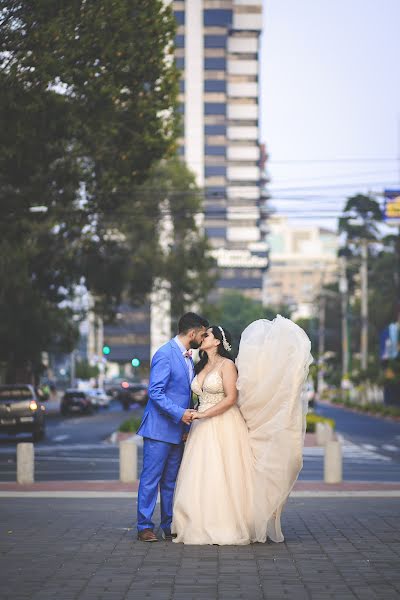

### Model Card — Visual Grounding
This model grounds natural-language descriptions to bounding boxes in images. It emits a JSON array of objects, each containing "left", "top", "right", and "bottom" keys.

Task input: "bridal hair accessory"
[{"left": 217, "top": 326, "right": 232, "bottom": 352}]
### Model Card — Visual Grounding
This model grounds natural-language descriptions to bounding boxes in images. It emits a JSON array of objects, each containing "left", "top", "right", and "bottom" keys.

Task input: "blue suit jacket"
[{"left": 137, "top": 339, "right": 194, "bottom": 444}]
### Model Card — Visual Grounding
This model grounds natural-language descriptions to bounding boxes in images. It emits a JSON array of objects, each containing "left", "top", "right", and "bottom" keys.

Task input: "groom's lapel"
[{"left": 170, "top": 339, "right": 191, "bottom": 385}]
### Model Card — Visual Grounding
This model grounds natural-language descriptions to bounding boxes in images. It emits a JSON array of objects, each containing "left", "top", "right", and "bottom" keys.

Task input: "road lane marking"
[{"left": 52, "top": 435, "right": 70, "bottom": 442}]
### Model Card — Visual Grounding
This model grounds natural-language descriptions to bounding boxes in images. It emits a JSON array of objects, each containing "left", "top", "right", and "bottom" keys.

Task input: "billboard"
[
  {"left": 384, "top": 189, "right": 400, "bottom": 223},
  {"left": 380, "top": 322, "right": 399, "bottom": 360}
]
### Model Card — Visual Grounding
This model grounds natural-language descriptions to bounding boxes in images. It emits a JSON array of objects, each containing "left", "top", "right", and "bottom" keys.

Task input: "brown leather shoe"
[{"left": 137, "top": 529, "right": 158, "bottom": 542}]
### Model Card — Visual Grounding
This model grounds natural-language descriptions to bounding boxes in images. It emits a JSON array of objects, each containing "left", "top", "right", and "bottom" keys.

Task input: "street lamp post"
[
  {"left": 360, "top": 239, "right": 368, "bottom": 371},
  {"left": 339, "top": 256, "right": 350, "bottom": 387}
]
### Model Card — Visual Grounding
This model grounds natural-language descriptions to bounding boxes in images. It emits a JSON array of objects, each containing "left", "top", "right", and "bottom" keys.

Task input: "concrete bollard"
[
  {"left": 324, "top": 440, "right": 343, "bottom": 483},
  {"left": 316, "top": 422, "right": 326, "bottom": 445},
  {"left": 316, "top": 422, "right": 333, "bottom": 446},
  {"left": 119, "top": 438, "right": 137, "bottom": 483},
  {"left": 324, "top": 422, "right": 334, "bottom": 443},
  {"left": 17, "top": 443, "right": 34, "bottom": 484}
]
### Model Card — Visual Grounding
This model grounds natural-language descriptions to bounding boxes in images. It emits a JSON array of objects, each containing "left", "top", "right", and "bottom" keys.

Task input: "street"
[
  {"left": 0, "top": 399, "right": 141, "bottom": 482},
  {"left": 0, "top": 400, "right": 399, "bottom": 483}
]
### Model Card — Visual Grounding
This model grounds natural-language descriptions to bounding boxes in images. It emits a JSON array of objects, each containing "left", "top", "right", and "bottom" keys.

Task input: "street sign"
[{"left": 383, "top": 189, "right": 400, "bottom": 223}]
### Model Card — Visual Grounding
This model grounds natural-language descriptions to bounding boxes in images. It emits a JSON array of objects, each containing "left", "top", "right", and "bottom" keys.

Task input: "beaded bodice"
[{"left": 191, "top": 371, "right": 224, "bottom": 413}]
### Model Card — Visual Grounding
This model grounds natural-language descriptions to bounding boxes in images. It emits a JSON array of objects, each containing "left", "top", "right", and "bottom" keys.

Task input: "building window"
[
  {"left": 174, "top": 11, "right": 185, "bottom": 25},
  {"left": 205, "top": 166, "right": 226, "bottom": 178},
  {"left": 204, "top": 80, "right": 226, "bottom": 93},
  {"left": 205, "top": 124, "right": 226, "bottom": 136},
  {"left": 205, "top": 227, "right": 226, "bottom": 238},
  {"left": 175, "top": 57, "right": 184, "bottom": 70},
  {"left": 204, "top": 102, "right": 226, "bottom": 115},
  {"left": 177, "top": 146, "right": 184, "bottom": 156},
  {"left": 205, "top": 57, "right": 226, "bottom": 70},
  {"left": 203, "top": 9, "right": 232, "bottom": 27},
  {"left": 205, "top": 145, "right": 226, "bottom": 156},
  {"left": 205, "top": 186, "right": 226, "bottom": 199},
  {"left": 175, "top": 34, "right": 185, "bottom": 48},
  {"left": 177, "top": 103, "right": 184, "bottom": 114},
  {"left": 179, "top": 79, "right": 185, "bottom": 93},
  {"left": 204, "top": 35, "right": 227, "bottom": 48}
]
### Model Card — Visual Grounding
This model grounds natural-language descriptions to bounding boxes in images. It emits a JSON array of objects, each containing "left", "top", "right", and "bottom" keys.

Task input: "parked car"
[
  {"left": 60, "top": 389, "right": 94, "bottom": 416},
  {"left": 0, "top": 384, "right": 46, "bottom": 442},
  {"left": 118, "top": 381, "right": 148, "bottom": 410},
  {"left": 104, "top": 378, "right": 126, "bottom": 398},
  {"left": 85, "top": 388, "right": 111, "bottom": 409}
]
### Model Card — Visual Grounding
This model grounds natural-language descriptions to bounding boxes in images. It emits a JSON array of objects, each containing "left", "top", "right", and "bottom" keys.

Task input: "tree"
[
  {"left": 0, "top": 1, "right": 182, "bottom": 381},
  {"left": 203, "top": 292, "right": 290, "bottom": 356}
]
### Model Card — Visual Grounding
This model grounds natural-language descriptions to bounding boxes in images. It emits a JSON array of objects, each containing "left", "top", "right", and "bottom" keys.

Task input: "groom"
[{"left": 136, "top": 312, "right": 208, "bottom": 542}]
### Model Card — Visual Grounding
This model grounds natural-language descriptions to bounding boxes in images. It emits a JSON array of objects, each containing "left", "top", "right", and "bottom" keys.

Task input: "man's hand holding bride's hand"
[
  {"left": 190, "top": 411, "right": 202, "bottom": 420},
  {"left": 182, "top": 409, "right": 197, "bottom": 425}
]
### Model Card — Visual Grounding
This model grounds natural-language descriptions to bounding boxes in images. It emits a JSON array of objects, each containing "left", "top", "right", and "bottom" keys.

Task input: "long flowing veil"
[{"left": 236, "top": 315, "right": 313, "bottom": 542}]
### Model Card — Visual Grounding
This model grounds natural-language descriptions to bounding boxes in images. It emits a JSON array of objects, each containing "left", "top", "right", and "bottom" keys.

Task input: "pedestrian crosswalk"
[{"left": 303, "top": 441, "right": 394, "bottom": 462}]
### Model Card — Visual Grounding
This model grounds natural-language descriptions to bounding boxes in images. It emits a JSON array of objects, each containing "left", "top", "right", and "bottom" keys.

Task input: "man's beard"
[{"left": 189, "top": 340, "right": 201, "bottom": 349}]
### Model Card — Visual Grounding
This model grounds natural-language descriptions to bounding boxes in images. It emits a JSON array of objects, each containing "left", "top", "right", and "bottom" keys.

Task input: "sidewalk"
[
  {"left": 1, "top": 496, "right": 399, "bottom": 599},
  {"left": 1, "top": 479, "right": 400, "bottom": 497}
]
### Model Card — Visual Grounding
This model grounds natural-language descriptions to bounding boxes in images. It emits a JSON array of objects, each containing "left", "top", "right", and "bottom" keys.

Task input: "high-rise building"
[
  {"left": 174, "top": 0, "right": 268, "bottom": 300},
  {"left": 102, "top": 2, "right": 268, "bottom": 372}
]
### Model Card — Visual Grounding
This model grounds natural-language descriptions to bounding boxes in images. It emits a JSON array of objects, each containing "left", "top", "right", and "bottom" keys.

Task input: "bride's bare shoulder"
[{"left": 221, "top": 358, "right": 238, "bottom": 374}]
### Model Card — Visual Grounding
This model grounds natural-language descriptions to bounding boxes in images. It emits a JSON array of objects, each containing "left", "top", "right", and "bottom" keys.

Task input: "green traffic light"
[
  {"left": 131, "top": 358, "right": 140, "bottom": 367},
  {"left": 102, "top": 345, "right": 111, "bottom": 355}
]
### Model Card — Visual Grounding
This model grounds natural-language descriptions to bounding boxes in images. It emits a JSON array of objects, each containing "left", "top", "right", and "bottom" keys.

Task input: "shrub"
[
  {"left": 119, "top": 417, "right": 143, "bottom": 433},
  {"left": 306, "top": 413, "right": 335, "bottom": 433}
]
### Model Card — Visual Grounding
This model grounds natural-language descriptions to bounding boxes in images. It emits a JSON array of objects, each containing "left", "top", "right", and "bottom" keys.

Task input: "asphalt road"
[
  {"left": 0, "top": 398, "right": 142, "bottom": 482},
  {"left": 0, "top": 399, "right": 399, "bottom": 483}
]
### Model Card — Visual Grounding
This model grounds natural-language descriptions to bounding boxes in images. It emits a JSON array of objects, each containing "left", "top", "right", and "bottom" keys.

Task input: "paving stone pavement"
[{"left": 1, "top": 498, "right": 399, "bottom": 600}]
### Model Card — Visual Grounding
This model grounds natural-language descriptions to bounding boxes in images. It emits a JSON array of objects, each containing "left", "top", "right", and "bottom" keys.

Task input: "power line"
[{"left": 269, "top": 157, "right": 400, "bottom": 164}]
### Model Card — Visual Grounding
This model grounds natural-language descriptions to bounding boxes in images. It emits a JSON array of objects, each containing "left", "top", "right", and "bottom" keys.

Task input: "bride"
[{"left": 172, "top": 316, "right": 312, "bottom": 545}]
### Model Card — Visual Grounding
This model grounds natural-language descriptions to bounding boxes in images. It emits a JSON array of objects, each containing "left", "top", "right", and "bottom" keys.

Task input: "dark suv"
[
  {"left": 60, "top": 389, "right": 94, "bottom": 416},
  {"left": 118, "top": 382, "right": 148, "bottom": 410},
  {"left": 0, "top": 384, "right": 46, "bottom": 442}
]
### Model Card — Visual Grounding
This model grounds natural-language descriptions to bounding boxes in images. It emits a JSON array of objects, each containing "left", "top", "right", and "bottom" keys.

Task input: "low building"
[{"left": 263, "top": 216, "right": 338, "bottom": 318}]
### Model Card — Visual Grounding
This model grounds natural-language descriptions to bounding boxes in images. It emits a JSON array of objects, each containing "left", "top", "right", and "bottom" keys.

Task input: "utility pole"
[
  {"left": 339, "top": 255, "right": 350, "bottom": 386},
  {"left": 317, "top": 292, "right": 326, "bottom": 395},
  {"left": 360, "top": 240, "right": 368, "bottom": 371}
]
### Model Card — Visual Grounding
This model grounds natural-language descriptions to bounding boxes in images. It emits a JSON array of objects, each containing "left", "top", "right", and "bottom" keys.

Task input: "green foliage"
[
  {"left": 203, "top": 292, "right": 290, "bottom": 356},
  {"left": 75, "top": 360, "right": 99, "bottom": 380},
  {"left": 0, "top": 1, "right": 206, "bottom": 381},
  {"left": 331, "top": 396, "right": 400, "bottom": 418},
  {"left": 319, "top": 193, "right": 399, "bottom": 384},
  {"left": 339, "top": 194, "right": 383, "bottom": 245},
  {"left": 119, "top": 416, "right": 143, "bottom": 433},
  {"left": 132, "top": 158, "right": 217, "bottom": 318},
  {"left": 306, "top": 413, "right": 335, "bottom": 433}
]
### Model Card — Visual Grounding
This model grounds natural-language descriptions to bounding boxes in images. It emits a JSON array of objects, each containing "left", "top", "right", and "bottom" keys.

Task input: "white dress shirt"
[{"left": 174, "top": 335, "right": 194, "bottom": 380}]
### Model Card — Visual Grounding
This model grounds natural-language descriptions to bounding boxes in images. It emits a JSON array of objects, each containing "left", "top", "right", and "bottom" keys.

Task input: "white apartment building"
[{"left": 174, "top": 0, "right": 268, "bottom": 299}]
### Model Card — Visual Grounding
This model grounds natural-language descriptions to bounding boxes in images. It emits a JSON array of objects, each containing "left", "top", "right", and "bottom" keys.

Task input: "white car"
[{"left": 85, "top": 388, "right": 111, "bottom": 409}]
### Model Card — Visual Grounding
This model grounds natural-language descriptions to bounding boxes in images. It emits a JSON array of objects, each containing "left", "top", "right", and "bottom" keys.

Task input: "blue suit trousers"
[{"left": 137, "top": 437, "right": 184, "bottom": 532}]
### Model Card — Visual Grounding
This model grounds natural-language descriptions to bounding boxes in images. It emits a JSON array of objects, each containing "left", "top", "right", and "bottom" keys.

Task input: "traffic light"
[
  {"left": 131, "top": 358, "right": 140, "bottom": 367},
  {"left": 102, "top": 344, "right": 111, "bottom": 356}
]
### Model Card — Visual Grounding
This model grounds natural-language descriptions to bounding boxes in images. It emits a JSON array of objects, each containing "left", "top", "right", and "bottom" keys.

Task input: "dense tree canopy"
[{"left": 0, "top": 1, "right": 214, "bottom": 381}]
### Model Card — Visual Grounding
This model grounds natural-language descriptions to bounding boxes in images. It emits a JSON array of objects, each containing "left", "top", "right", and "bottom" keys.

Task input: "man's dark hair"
[{"left": 178, "top": 312, "right": 209, "bottom": 334}]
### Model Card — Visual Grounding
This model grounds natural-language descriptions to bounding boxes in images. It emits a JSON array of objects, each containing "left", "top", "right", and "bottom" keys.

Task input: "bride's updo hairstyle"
[{"left": 195, "top": 325, "right": 234, "bottom": 374}]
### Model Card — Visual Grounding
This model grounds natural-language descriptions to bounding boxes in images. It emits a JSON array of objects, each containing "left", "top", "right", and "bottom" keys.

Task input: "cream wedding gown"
[{"left": 172, "top": 316, "right": 313, "bottom": 545}]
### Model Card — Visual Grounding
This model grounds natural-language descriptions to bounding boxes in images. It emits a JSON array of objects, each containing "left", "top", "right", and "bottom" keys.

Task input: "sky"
[{"left": 260, "top": 0, "right": 400, "bottom": 229}]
